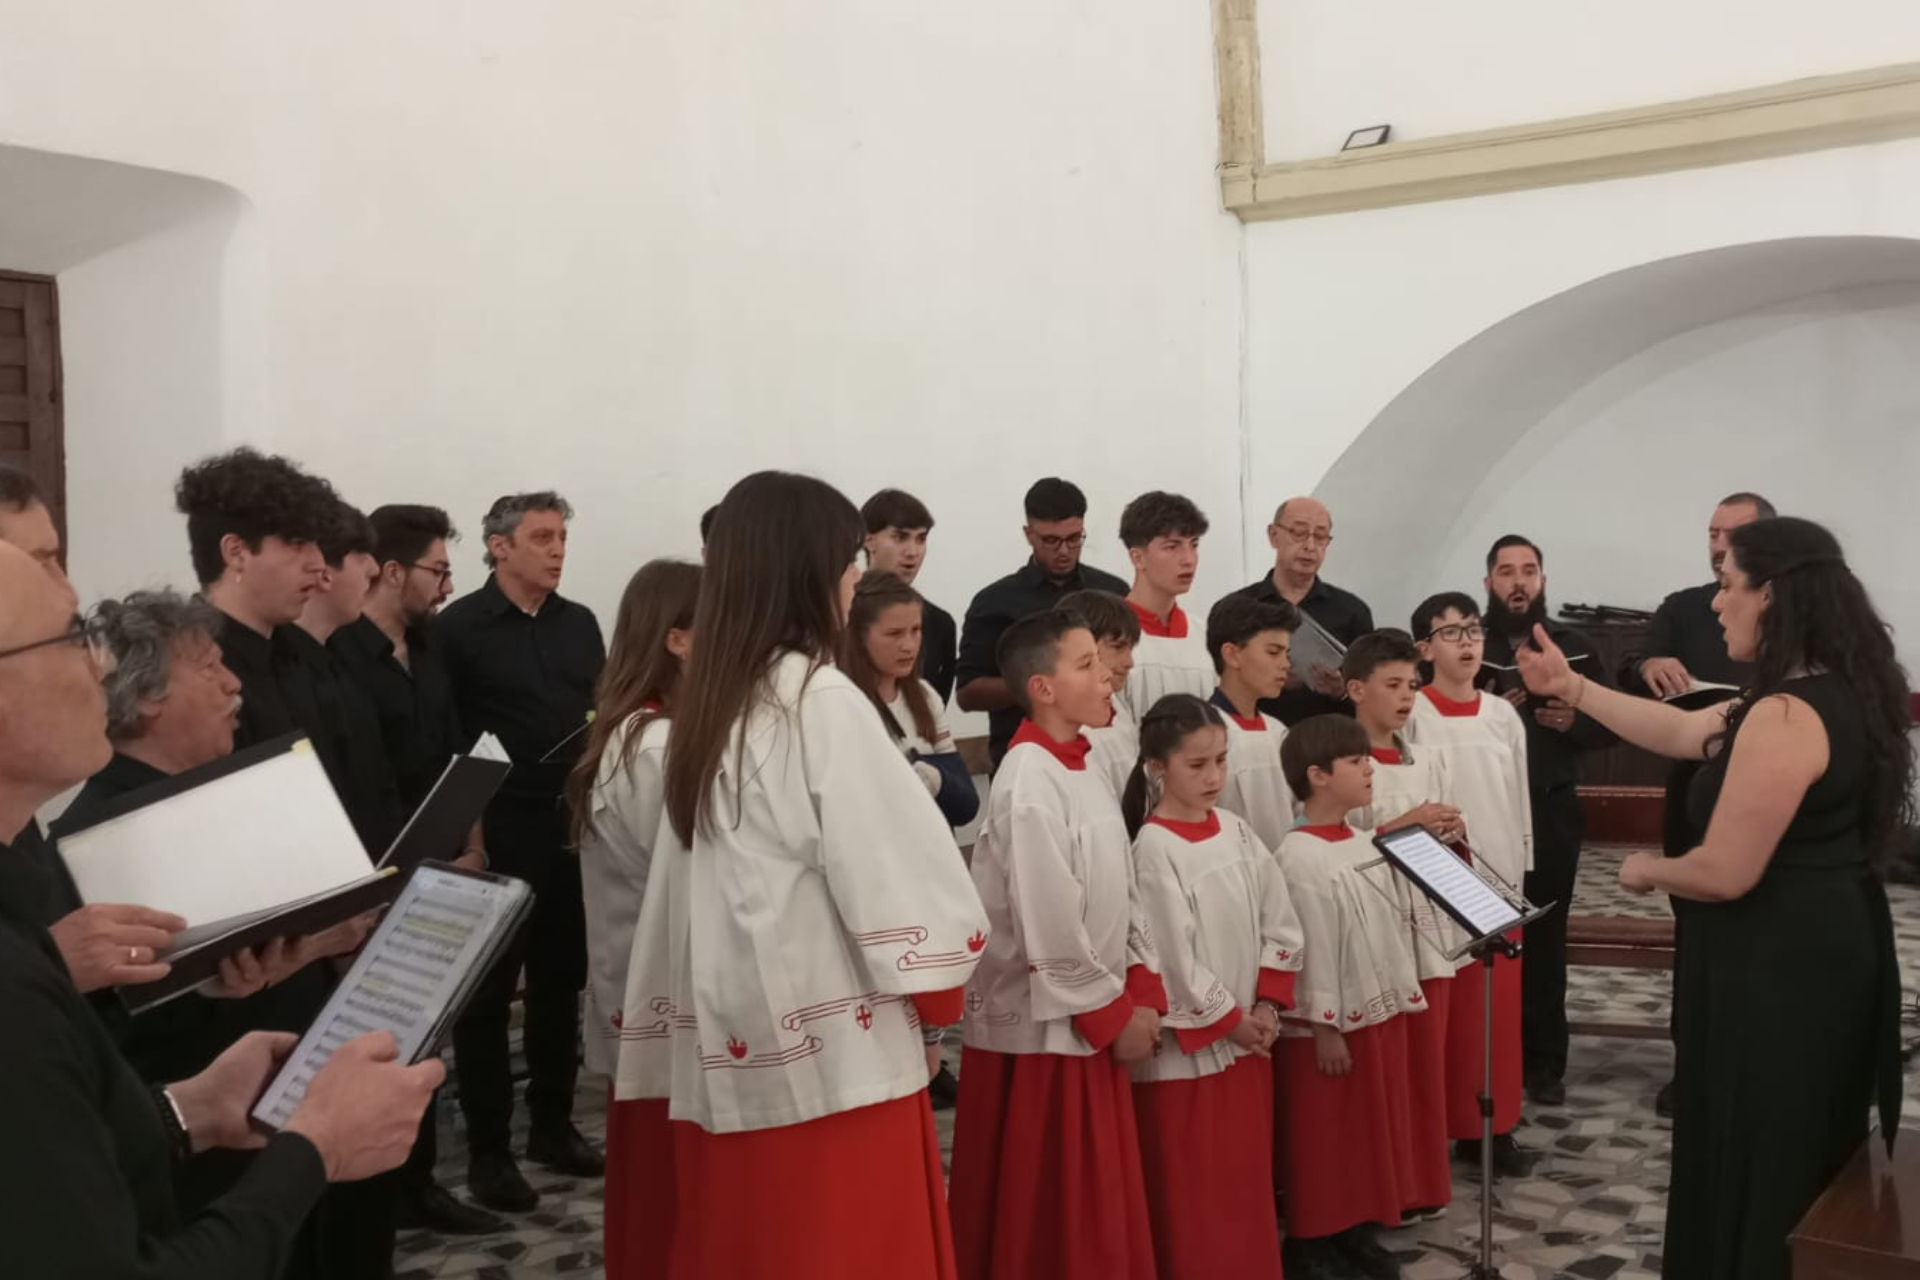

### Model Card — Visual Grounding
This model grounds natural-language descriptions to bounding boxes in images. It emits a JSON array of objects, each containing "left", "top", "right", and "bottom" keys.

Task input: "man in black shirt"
[
  {"left": 1229, "top": 495, "right": 1374, "bottom": 724},
  {"left": 331, "top": 503, "right": 504, "bottom": 1235},
  {"left": 436, "top": 491, "right": 606, "bottom": 1211},
  {"left": 0, "top": 538, "right": 443, "bottom": 1279},
  {"left": 1480, "top": 534, "right": 1617, "bottom": 1106},
  {"left": 956, "top": 477, "right": 1129, "bottom": 766},
  {"left": 861, "top": 488, "right": 958, "bottom": 702}
]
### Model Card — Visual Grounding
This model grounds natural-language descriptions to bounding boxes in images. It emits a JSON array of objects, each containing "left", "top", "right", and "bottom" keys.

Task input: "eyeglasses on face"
[
  {"left": 1279, "top": 524, "right": 1334, "bottom": 548},
  {"left": 1425, "top": 624, "right": 1487, "bottom": 643},
  {"left": 0, "top": 617, "right": 113, "bottom": 670},
  {"left": 408, "top": 563, "right": 454, "bottom": 587},
  {"left": 1033, "top": 532, "right": 1087, "bottom": 552}
]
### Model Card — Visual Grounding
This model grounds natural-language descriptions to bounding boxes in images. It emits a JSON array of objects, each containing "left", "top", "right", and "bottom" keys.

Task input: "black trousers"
[
  {"left": 452, "top": 800, "right": 588, "bottom": 1156},
  {"left": 1664, "top": 758, "right": 1706, "bottom": 1045},
  {"left": 1521, "top": 782, "right": 1585, "bottom": 1083}
]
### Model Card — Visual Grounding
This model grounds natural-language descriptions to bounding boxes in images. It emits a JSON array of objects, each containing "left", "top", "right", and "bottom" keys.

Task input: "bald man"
[{"left": 1229, "top": 496, "right": 1374, "bottom": 724}]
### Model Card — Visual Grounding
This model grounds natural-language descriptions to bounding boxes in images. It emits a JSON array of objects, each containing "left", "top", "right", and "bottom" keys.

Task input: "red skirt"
[
  {"left": 665, "top": 1091, "right": 955, "bottom": 1280},
  {"left": 1444, "top": 950, "right": 1522, "bottom": 1139},
  {"left": 605, "top": 1096, "right": 675, "bottom": 1280},
  {"left": 1403, "top": 977, "right": 1454, "bottom": 1208},
  {"left": 949, "top": 1046, "right": 1157, "bottom": 1280},
  {"left": 1134, "top": 1057, "right": 1282, "bottom": 1280},
  {"left": 1275, "top": 1022, "right": 1410, "bottom": 1239}
]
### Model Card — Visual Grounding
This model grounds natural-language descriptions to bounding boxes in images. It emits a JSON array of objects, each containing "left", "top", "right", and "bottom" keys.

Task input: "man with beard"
[
  {"left": 1621, "top": 492, "right": 1772, "bottom": 1117},
  {"left": 1480, "top": 534, "right": 1615, "bottom": 1107}
]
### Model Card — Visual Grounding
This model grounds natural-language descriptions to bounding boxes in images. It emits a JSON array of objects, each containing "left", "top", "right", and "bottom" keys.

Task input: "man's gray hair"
[
  {"left": 91, "top": 590, "right": 225, "bottom": 740},
  {"left": 480, "top": 491, "right": 573, "bottom": 568}
]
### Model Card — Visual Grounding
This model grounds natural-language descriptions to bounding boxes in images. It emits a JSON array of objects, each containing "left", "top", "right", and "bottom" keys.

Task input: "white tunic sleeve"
[
  {"left": 1254, "top": 832, "right": 1306, "bottom": 983},
  {"left": 1005, "top": 801, "right": 1128, "bottom": 1022},
  {"left": 1272, "top": 840, "right": 1345, "bottom": 1030},
  {"left": 804, "top": 681, "right": 986, "bottom": 996},
  {"left": 1495, "top": 698, "right": 1535, "bottom": 874},
  {"left": 1131, "top": 833, "right": 1233, "bottom": 1032}
]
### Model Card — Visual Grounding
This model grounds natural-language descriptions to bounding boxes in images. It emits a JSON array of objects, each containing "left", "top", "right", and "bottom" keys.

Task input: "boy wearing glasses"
[
  {"left": 1229, "top": 495, "right": 1374, "bottom": 726},
  {"left": 956, "top": 477, "right": 1128, "bottom": 769},
  {"left": 1404, "top": 592, "right": 1536, "bottom": 1178}
]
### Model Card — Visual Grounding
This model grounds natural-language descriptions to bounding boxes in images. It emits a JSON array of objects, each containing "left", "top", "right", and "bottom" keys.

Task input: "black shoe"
[
  {"left": 1527, "top": 1074, "right": 1567, "bottom": 1107},
  {"left": 1452, "top": 1137, "right": 1484, "bottom": 1166},
  {"left": 927, "top": 1063, "right": 958, "bottom": 1111},
  {"left": 1332, "top": 1225, "right": 1403, "bottom": 1280},
  {"left": 1282, "top": 1235, "right": 1367, "bottom": 1280},
  {"left": 1491, "top": 1132, "right": 1539, "bottom": 1178},
  {"left": 466, "top": 1151, "right": 539, "bottom": 1214},
  {"left": 1655, "top": 1079, "right": 1675, "bottom": 1119},
  {"left": 396, "top": 1182, "right": 510, "bottom": 1235},
  {"left": 527, "top": 1120, "right": 606, "bottom": 1178}
]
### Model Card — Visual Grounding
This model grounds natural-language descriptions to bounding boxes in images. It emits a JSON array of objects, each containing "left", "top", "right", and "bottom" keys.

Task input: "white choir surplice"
[
  {"left": 580, "top": 711, "right": 668, "bottom": 1079},
  {"left": 1128, "top": 810, "right": 1304, "bottom": 1082},
  {"left": 616, "top": 651, "right": 987, "bottom": 1133},
  {"left": 1084, "top": 698, "right": 1139, "bottom": 804},
  {"left": 1213, "top": 702, "right": 1296, "bottom": 851},
  {"left": 1271, "top": 825, "right": 1424, "bottom": 1038},
  {"left": 1123, "top": 601, "right": 1215, "bottom": 717},
  {"left": 964, "top": 725, "right": 1157, "bottom": 1056},
  {"left": 1347, "top": 736, "right": 1471, "bottom": 978},
  {"left": 1404, "top": 687, "right": 1533, "bottom": 891}
]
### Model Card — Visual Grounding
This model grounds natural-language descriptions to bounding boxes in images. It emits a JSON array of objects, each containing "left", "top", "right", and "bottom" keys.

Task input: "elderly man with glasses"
[{"left": 1229, "top": 495, "right": 1375, "bottom": 725}]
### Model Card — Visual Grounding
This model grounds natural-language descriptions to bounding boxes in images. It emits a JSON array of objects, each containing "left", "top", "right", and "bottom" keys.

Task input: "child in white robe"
[
  {"left": 1404, "top": 592, "right": 1535, "bottom": 1178},
  {"left": 1057, "top": 589, "right": 1142, "bottom": 802},
  {"left": 1204, "top": 593, "right": 1299, "bottom": 849},
  {"left": 626, "top": 473, "right": 987, "bottom": 1280},
  {"left": 950, "top": 611, "right": 1164, "bottom": 1280},
  {"left": 1123, "top": 693, "right": 1302, "bottom": 1280},
  {"left": 1118, "top": 491, "right": 1214, "bottom": 714},
  {"left": 1273, "top": 714, "right": 1427, "bottom": 1280}
]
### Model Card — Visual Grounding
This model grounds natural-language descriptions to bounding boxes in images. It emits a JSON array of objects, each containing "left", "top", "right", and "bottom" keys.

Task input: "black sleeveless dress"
[{"left": 1666, "top": 673, "right": 1903, "bottom": 1280}]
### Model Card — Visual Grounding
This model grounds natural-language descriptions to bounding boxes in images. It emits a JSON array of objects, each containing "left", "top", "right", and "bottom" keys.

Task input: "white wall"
[{"left": 1258, "top": 0, "right": 1920, "bottom": 160}]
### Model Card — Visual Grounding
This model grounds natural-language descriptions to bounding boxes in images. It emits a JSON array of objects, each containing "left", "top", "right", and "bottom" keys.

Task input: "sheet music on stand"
[
  {"left": 1371, "top": 824, "right": 1548, "bottom": 952},
  {"left": 251, "top": 862, "right": 532, "bottom": 1131},
  {"left": 1286, "top": 611, "right": 1347, "bottom": 688}
]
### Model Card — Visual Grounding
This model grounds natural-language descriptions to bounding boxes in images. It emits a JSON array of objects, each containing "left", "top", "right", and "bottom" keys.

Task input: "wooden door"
[{"left": 0, "top": 272, "right": 64, "bottom": 542}]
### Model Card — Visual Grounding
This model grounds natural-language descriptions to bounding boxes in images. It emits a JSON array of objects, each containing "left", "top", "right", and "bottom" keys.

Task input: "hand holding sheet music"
[{"left": 1287, "top": 612, "right": 1348, "bottom": 691}]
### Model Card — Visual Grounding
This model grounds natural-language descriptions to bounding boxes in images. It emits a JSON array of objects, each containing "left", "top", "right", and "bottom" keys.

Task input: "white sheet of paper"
[
  {"left": 59, "top": 742, "right": 373, "bottom": 927},
  {"left": 1374, "top": 825, "right": 1524, "bottom": 940},
  {"left": 1665, "top": 679, "right": 1740, "bottom": 702},
  {"left": 469, "top": 733, "right": 511, "bottom": 764}
]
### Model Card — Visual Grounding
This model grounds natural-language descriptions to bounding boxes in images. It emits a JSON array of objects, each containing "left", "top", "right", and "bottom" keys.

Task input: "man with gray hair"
[{"left": 434, "top": 491, "right": 605, "bottom": 1211}]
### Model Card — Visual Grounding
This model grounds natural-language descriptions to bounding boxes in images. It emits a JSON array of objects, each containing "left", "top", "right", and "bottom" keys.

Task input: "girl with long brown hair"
[
  {"left": 634, "top": 471, "right": 987, "bottom": 1280},
  {"left": 566, "top": 558, "right": 698, "bottom": 1280}
]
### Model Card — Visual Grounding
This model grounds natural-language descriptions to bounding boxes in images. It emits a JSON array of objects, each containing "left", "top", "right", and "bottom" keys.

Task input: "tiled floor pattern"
[{"left": 397, "top": 847, "right": 1920, "bottom": 1279}]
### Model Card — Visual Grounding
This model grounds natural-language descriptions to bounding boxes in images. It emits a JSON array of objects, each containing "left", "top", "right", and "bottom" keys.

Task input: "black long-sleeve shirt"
[
  {"left": 1227, "top": 573, "right": 1376, "bottom": 725},
  {"left": 1618, "top": 582, "right": 1753, "bottom": 692},
  {"left": 920, "top": 598, "right": 959, "bottom": 705},
  {"left": 0, "top": 842, "right": 328, "bottom": 1279},
  {"left": 1481, "top": 622, "right": 1618, "bottom": 791},
  {"left": 329, "top": 616, "right": 466, "bottom": 814}
]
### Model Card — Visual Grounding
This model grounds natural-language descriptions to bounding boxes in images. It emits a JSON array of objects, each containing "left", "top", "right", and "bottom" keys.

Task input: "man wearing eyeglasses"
[
  {"left": 1229, "top": 496, "right": 1375, "bottom": 725},
  {"left": 956, "top": 477, "right": 1129, "bottom": 768}
]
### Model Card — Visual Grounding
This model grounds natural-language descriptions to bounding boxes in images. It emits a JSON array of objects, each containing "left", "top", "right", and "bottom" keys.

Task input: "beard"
[{"left": 1485, "top": 588, "right": 1549, "bottom": 638}]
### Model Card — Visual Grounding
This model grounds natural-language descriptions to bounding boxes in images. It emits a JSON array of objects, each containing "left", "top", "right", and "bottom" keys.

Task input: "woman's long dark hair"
[
  {"left": 1121, "top": 693, "right": 1227, "bottom": 838},
  {"left": 840, "top": 569, "right": 937, "bottom": 743},
  {"left": 664, "top": 472, "right": 866, "bottom": 843},
  {"left": 1721, "top": 517, "right": 1915, "bottom": 873},
  {"left": 567, "top": 559, "right": 701, "bottom": 846}
]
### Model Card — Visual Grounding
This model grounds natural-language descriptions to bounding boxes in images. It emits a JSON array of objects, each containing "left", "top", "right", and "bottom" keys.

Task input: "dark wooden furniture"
[
  {"left": 1566, "top": 913, "right": 1676, "bottom": 1040},
  {"left": 1570, "top": 616, "right": 1671, "bottom": 790},
  {"left": 0, "top": 271, "right": 64, "bottom": 542},
  {"left": 1791, "top": 1130, "right": 1920, "bottom": 1279}
]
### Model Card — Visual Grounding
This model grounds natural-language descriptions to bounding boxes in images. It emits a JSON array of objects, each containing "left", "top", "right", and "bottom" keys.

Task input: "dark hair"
[
  {"left": 1118, "top": 491, "right": 1209, "bottom": 549},
  {"left": 0, "top": 465, "right": 45, "bottom": 513},
  {"left": 1205, "top": 595, "right": 1299, "bottom": 675},
  {"left": 569, "top": 559, "right": 701, "bottom": 846},
  {"left": 1720, "top": 517, "right": 1915, "bottom": 873},
  {"left": 996, "top": 610, "right": 1087, "bottom": 714},
  {"left": 1719, "top": 492, "right": 1777, "bottom": 521},
  {"left": 315, "top": 501, "right": 376, "bottom": 569},
  {"left": 861, "top": 489, "right": 935, "bottom": 535},
  {"left": 1485, "top": 534, "right": 1543, "bottom": 573},
  {"left": 1121, "top": 693, "right": 1227, "bottom": 837},
  {"left": 1342, "top": 630, "right": 1421, "bottom": 683},
  {"left": 1280, "top": 713, "right": 1372, "bottom": 799},
  {"left": 664, "top": 472, "right": 865, "bottom": 842},
  {"left": 481, "top": 491, "right": 572, "bottom": 569},
  {"left": 368, "top": 504, "right": 458, "bottom": 569},
  {"left": 1055, "top": 589, "right": 1140, "bottom": 646},
  {"left": 174, "top": 448, "right": 340, "bottom": 586},
  {"left": 699, "top": 504, "right": 719, "bottom": 543},
  {"left": 1024, "top": 477, "right": 1088, "bottom": 523},
  {"left": 841, "top": 570, "right": 936, "bottom": 743},
  {"left": 1411, "top": 591, "right": 1481, "bottom": 640}
]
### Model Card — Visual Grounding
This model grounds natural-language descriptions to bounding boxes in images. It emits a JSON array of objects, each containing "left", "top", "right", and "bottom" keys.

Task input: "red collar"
[
  {"left": 1010, "top": 719, "right": 1092, "bottom": 771},
  {"left": 641, "top": 697, "right": 665, "bottom": 712},
  {"left": 1146, "top": 811, "right": 1222, "bottom": 843},
  {"left": 1126, "top": 599, "right": 1190, "bottom": 639},
  {"left": 1229, "top": 711, "right": 1266, "bottom": 731},
  {"left": 1296, "top": 823, "right": 1355, "bottom": 842},
  {"left": 1420, "top": 685, "right": 1482, "bottom": 717},
  {"left": 1370, "top": 746, "right": 1403, "bottom": 765}
]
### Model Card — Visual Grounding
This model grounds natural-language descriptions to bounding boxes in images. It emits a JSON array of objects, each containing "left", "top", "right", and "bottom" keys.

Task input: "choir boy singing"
[
  {"left": 1204, "top": 594, "right": 1299, "bottom": 850},
  {"left": 1119, "top": 490, "right": 1214, "bottom": 711}
]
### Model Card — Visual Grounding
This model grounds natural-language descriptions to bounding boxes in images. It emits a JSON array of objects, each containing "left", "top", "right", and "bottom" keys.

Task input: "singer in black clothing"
[
  {"left": 861, "top": 488, "right": 960, "bottom": 701},
  {"left": 1481, "top": 535, "right": 1616, "bottom": 1105},
  {"left": 1227, "top": 495, "right": 1375, "bottom": 724},
  {"left": 435, "top": 492, "right": 606, "bottom": 1212}
]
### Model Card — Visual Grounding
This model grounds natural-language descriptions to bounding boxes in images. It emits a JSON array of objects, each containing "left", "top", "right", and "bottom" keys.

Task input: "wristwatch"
[{"left": 152, "top": 1086, "right": 193, "bottom": 1162}]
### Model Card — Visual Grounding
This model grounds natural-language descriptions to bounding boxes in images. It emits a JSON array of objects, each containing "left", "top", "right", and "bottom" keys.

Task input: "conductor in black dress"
[{"left": 1517, "top": 516, "right": 1910, "bottom": 1280}]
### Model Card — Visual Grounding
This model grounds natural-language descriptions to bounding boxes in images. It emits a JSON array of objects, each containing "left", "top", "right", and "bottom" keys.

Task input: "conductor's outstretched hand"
[{"left": 1514, "top": 624, "right": 1575, "bottom": 700}]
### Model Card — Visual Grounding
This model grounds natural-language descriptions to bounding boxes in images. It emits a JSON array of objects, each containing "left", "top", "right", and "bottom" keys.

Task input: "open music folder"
[
  {"left": 252, "top": 862, "right": 532, "bottom": 1131},
  {"left": 1371, "top": 823, "right": 1547, "bottom": 950}
]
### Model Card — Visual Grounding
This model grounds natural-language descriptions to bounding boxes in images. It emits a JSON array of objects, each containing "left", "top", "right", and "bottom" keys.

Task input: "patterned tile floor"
[{"left": 397, "top": 847, "right": 1920, "bottom": 1279}]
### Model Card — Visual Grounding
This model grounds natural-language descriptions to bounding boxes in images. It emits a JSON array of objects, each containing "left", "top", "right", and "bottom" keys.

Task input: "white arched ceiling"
[{"left": 1314, "top": 235, "right": 1920, "bottom": 621}]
